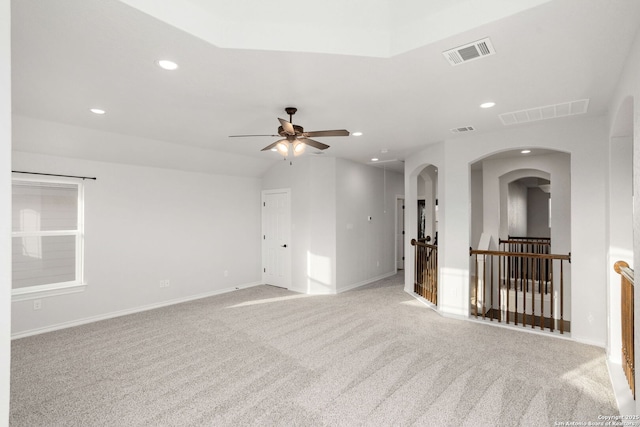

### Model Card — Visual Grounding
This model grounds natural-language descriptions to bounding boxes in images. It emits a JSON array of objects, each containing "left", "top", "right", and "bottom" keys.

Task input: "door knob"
[{"left": 281, "top": 244, "right": 287, "bottom": 248}]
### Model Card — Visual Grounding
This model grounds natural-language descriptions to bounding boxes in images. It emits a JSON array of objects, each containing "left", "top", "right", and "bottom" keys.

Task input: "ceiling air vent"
[
  {"left": 450, "top": 126, "right": 475, "bottom": 134},
  {"left": 443, "top": 38, "right": 495, "bottom": 66},
  {"left": 499, "top": 99, "right": 590, "bottom": 126}
]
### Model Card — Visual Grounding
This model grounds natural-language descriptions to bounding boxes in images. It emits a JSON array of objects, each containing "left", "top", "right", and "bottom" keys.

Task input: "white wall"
[
  {"left": 12, "top": 115, "right": 274, "bottom": 179},
  {"left": 507, "top": 181, "right": 527, "bottom": 237},
  {"left": 262, "top": 156, "right": 402, "bottom": 294},
  {"left": 335, "top": 159, "right": 403, "bottom": 291},
  {"left": 470, "top": 168, "right": 483, "bottom": 249},
  {"left": 1, "top": 0, "right": 11, "bottom": 421},
  {"left": 528, "top": 187, "right": 550, "bottom": 238},
  {"left": 11, "top": 151, "right": 262, "bottom": 336},
  {"left": 262, "top": 156, "right": 337, "bottom": 294},
  {"left": 607, "top": 136, "right": 633, "bottom": 365},
  {"left": 406, "top": 116, "right": 609, "bottom": 345},
  {"left": 606, "top": 25, "right": 639, "bottom": 414},
  {"left": 308, "top": 158, "right": 338, "bottom": 294}
]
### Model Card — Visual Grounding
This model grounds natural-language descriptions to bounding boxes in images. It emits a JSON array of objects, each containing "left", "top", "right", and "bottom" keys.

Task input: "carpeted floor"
[{"left": 10, "top": 273, "right": 618, "bottom": 426}]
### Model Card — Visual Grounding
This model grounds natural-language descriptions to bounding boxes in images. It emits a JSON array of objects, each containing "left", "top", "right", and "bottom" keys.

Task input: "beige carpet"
[{"left": 10, "top": 273, "right": 618, "bottom": 426}]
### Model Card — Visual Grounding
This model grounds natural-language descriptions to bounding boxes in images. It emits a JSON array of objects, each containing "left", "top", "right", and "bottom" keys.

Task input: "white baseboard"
[
  {"left": 606, "top": 359, "right": 636, "bottom": 415},
  {"left": 405, "top": 289, "right": 593, "bottom": 344},
  {"left": 407, "top": 291, "right": 438, "bottom": 312},
  {"left": 11, "top": 281, "right": 262, "bottom": 340},
  {"left": 337, "top": 271, "right": 398, "bottom": 293},
  {"left": 571, "top": 335, "right": 606, "bottom": 349}
]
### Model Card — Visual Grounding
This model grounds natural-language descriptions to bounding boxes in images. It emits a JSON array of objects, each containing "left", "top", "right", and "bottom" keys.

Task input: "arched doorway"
[
  {"left": 469, "top": 149, "right": 571, "bottom": 331},
  {"left": 417, "top": 165, "right": 438, "bottom": 244},
  {"left": 500, "top": 170, "right": 551, "bottom": 240},
  {"left": 406, "top": 163, "right": 439, "bottom": 303}
]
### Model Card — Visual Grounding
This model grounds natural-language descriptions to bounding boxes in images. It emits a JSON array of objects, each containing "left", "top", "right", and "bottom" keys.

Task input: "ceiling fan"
[{"left": 229, "top": 107, "right": 350, "bottom": 157}]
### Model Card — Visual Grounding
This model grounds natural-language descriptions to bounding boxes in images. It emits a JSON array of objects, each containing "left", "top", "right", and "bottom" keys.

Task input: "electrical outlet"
[
  {"left": 224, "top": 270, "right": 229, "bottom": 277},
  {"left": 33, "top": 299, "right": 42, "bottom": 310},
  {"left": 159, "top": 279, "right": 170, "bottom": 288}
]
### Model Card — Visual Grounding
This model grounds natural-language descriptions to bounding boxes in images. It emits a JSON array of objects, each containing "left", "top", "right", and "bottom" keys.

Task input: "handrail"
[
  {"left": 471, "top": 249, "right": 570, "bottom": 262},
  {"left": 411, "top": 238, "right": 438, "bottom": 305},
  {"left": 412, "top": 238, "right": 435, "bottom": 248},
  {"left": 505, "top": 235, "right": 551, "bottom": 241},
  {"left": 615, "top": 260, "right": 635, "bottom": 284},
  {"left": 499, "top": 239, "right": 551, "bottom": 246},
  {"left": 416, "top": 235, "right": 432, "bottom": 244},
  {"left": 614, "top": 260, "right": 635, "bottom": 399}
]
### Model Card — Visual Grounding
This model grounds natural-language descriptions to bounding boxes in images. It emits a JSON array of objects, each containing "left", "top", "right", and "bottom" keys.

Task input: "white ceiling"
[
  {"left": 118, "top": 0, "right": 552, "bottom": 57},
  {"left": 10, "top": 0, "right": 640, "bottom": 177}
]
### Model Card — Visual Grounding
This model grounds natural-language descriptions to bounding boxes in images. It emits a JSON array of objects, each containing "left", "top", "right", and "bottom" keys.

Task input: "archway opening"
[
  {"left": 405, "top": 162, "right": 439, "bottom": 304},
  {"left": 417, "top": 165, "right": 438, "bottom": 244},
  {"left": 469, "top": 148, "right": 571, "bottom": 331},
  {"left": 505, "top": 176, "right": 551, "bottom": 239}
]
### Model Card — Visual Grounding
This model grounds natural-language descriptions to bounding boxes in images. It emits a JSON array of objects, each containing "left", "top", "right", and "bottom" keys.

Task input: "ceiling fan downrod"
[{"left": 285, "top": 107, "right": 297, "bottom": 123}]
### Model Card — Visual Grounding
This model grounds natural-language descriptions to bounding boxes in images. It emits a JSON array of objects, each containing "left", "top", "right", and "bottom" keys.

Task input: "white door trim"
[{"left": 395, "top": 195, "right": 405, "bottom": 271}]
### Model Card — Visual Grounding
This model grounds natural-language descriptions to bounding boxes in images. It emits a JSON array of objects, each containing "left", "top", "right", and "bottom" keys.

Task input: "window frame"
[{"left": 11, "top": 174, "right": 86, "bottom": 301}]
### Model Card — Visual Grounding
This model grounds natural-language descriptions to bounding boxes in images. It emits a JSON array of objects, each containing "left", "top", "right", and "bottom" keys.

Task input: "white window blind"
[{"left": 11, "top": 179, "right": 84, "bottom": 292}]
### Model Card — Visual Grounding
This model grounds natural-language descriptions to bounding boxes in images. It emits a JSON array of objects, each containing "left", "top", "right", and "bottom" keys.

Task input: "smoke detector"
[{"left": 443, "top": 38, "right": 495, "bottom": 66}]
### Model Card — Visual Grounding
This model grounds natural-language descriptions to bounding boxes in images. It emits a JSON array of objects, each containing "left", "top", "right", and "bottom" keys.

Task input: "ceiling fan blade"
[
  {"left": 303, "top": 129, "right": 350, "bottom": 138},
  {"left": 260, "top": 139, "right": 290, "bottom": 152},
  {"left": 229, "top": 134, "right": 279, "bottom": 138},
  {"left": 302, "top": 138, "right": 330, "bottom": 150},
  {"left": 278, "top": 118, "right": 295, "bottom": 135},
  {"left": 260, "top": 141, "right": 279, "bottom": 151}
]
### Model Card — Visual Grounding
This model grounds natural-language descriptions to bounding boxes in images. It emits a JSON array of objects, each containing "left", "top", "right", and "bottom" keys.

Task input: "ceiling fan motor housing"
[{"left": 278, "top": 124, "right": 304, "bottom": 137}]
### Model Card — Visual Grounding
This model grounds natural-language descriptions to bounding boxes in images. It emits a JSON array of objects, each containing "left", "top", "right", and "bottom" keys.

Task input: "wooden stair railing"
[
  {"left": 469, "top": 248, "right": 571, "bottom": 333},
  {"left": 503, "top": 235, "right": 551, "bottom": 244},
  {"left": 411, "top": 238, "right": 438, "bottom": 305},
  {"left": 614, "top": 260, "right": 635, "bottom": 399},
  {"left": 499, "top": 237, "right": 551, "bottom": 283},
  {"left": 500, "top": 236, "right": 551, "bottom": 254}
]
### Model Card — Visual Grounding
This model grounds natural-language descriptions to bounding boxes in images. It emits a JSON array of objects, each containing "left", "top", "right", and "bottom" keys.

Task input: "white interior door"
[
  {"left": 262, "top": 189, "right": 291, "bottom": 288},
  {"left": 396, "top": 198, "right": 405, "bottom": 270}
]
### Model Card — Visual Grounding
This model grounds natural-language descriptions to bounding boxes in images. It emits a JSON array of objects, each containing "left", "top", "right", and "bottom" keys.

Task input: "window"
[{"left": 11, "top": 176, "right": 85, "bottom": 300}]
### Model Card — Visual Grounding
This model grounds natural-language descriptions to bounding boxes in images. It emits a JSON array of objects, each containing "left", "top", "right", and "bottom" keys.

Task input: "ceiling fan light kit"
[
  {"left": 293, "top": 140, "right": 306, "bottom": 156},
  {"left": 229, "top": 107, "right": 349, "bottom": 158},
  {"left": 276, "top": 141, "right": 289, "bottom": 155}
]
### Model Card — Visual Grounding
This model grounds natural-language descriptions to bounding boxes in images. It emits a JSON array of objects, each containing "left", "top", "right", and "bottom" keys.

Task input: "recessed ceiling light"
[
  {"left": 352, "top": 132, "right": 363, "bottom": 136},
  {"left": 521, "top": 149, "right": 531, "bottom": 154},
  {"left": 371, "top": 158, "right": 379, "bottom": 162},
  {"left": 89, "top": 108, "right": 105, "bottom": 115},
  {"left": 157, "top": 59, "right": 178, "bottom": 70},
  {"left": 480, "top": 102, "right": 496, "bottom": 109}
]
